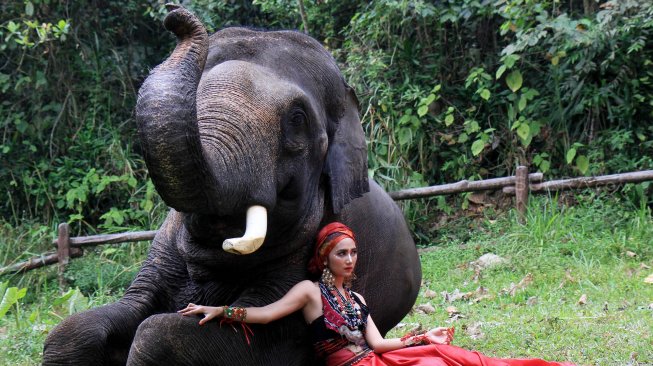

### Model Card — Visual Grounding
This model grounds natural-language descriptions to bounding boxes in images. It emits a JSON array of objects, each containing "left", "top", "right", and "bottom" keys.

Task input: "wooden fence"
[{"left": 2, "top": 166, "right": 653, "bottom": 284}]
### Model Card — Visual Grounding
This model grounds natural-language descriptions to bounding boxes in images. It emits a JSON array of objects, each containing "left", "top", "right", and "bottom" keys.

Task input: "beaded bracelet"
[
  {"left": 400, "top": 332, "right": 429, "bottom": 347},
  {"left": 400, "top": 330, "right": 418, "bottom": 343},
  {"left": 223, "top": 305, "right": 247, "bottom": 322}
]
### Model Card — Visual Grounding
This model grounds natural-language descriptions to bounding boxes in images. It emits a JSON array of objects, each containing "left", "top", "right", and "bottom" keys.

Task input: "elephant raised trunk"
[{"left": 136, "top": 5, "right": 217, "bottom": 214}]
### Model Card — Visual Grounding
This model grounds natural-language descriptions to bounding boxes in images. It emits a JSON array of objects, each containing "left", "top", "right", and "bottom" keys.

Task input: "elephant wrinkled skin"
[{"left": 43, "top": 6, "right": 421, "bottom": 366}]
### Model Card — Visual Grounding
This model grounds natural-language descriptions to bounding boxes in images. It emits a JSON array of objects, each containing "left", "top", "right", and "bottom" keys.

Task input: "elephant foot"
[
  {"left": 127, "top": 313, "right": 313, "bottom": 366},
  {"left": 43, "top": 305, "right": 137, "bottom": 366}
]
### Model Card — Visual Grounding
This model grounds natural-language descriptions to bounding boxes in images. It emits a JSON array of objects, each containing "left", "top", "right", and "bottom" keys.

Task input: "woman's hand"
[
  {"left": 425, "top": 327, "right": 454, "bottom": 345},
  {"left": 178, "top": 303, "right": 224, "bottom": 325}
]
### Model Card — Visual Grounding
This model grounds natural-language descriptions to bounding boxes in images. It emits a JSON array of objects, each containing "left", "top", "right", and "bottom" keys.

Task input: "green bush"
[
  {"left": 0, "top": 0, "right": 169, "bottom": 231},
  {"left": 64, "top": 243, "right": 149, "bottom": 296}
]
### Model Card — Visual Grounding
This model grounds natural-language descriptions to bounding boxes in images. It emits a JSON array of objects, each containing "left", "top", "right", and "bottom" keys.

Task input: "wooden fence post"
[
  {"left": 515, "top": 166, "right": 529, "bottom": 221},
  {"left": 57, "top": 223, "right": 70, "bottom": 288}
]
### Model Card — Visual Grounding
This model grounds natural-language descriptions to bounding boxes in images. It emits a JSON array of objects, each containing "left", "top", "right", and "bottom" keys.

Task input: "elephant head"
[{"left": 136, "top": 6, "right": 368, "bottom": 261}]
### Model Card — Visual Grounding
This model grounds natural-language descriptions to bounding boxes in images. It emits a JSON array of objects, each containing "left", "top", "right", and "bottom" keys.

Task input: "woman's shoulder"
[
  {"left": 293, "top": 280, "right": 321, "bottom": 295},
  {"left": 351, "top": 290, "right": 367, "bottom": 305}
]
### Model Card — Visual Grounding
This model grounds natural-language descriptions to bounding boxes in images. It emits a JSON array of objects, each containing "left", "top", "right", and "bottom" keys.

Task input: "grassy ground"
[
  {"left": 0, "top": 232, "right": 149, "bottom": 365},
  {"left": 391, "top": 194, "right": 653, "bottom": 365},
  {"left": 1, "top": 193, "right": 652, "bottom": 365}
]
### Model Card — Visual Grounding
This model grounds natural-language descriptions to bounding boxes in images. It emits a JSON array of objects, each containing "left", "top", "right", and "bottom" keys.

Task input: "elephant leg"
[
  {"left": 43, "top": 255, "right": 169, "bottom": 365},
  {"left": 127, "top": 313, "right": 313, "bottom": 366},
  {"left": 43, "top": 301, "right": 149, "bottom": 366}
]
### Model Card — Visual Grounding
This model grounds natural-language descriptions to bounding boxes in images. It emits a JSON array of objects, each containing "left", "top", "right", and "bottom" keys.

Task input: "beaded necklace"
[
  {"left": 319, "top": 281, "right": 365, "bottom": 331},
  {"left": 331, "top": 287, "right": 362, "bottom": 320}
]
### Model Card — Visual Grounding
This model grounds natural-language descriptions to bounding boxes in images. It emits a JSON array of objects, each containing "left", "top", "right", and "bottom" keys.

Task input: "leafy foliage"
[
  {"left": 0, "top": 0, "right": 169, "bottom": 232},
  {"left": 3, "top": 0, "right": 652, "bottom": 231},
  {"left": 338, "top": 0, "right": 653, "bottom": 185},
  {"left": 0, "top": 282, "right": 26, "bottom": 319}
]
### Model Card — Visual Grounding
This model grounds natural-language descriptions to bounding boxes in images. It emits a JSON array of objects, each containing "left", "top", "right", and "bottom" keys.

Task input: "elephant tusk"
[{"left": 222, "top": 205, "right": 268, "bottom": 255}]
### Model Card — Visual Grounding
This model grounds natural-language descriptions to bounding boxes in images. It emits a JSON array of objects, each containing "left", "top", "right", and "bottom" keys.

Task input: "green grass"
[
  {"left": 390, "top": 194, "right": 653, "bottom": 365},
  {"left": 2, "top": 194, "right": 653, "bottom": 365}
]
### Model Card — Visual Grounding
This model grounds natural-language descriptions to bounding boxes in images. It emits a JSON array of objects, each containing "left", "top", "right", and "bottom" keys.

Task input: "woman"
[{"left": 179, "top": 222, "right": 574, "bottom": 366}]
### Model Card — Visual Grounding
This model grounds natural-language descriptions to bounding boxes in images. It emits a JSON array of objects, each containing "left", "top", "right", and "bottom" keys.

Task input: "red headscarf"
[{"left": 308, "top": 222, "right": 356, "bottom": 274}]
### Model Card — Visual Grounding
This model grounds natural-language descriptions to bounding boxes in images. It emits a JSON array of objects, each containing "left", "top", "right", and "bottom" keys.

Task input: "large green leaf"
[
  {"left": 516, "top": 123, "right": 530, "bottom": 141},
  {"left": 399, "top": 114, "right": 411, "bottom": 126},
  {"left": 417, "top": 104, "right": 429, "bottom": 117},
  {"left": 496, "top": 64, "right": 507, "bottom": 79},
  {"left": 518, "top": 94, "right": 527, "bottom": 111},
  {"left": 539, "top": 159, "right": 551, "bottom": 172},
  {"left": 25, "top": 1, "right": 34, "bottom": 17},
  {"left": 471, "top": 139, "right": 485, "bottom": 156},
  {"left": 576, "top": 155, "right": 590, "bottom": 174},
  {"left": 506, "top": 70, "right": 523, "bottom": 92},
  {"left": 423, "top": 93, "right": 436, "bottom": 105},
  {"left": 53, "top": 288, "right": 76, "bottom": 306},
  {"left": 398, "top": 127, "right": 412, "bottom": 145},
  {"left": 52, "top": 288, "right": 89, "bottom": 315},
  {"left": 67, "top": 289, "right": 89, "bottom": 315},
  {"left": 566, "top": 148, "right": 577, "bottom": 164},
  {"left": 0, "top": 286, "right": 27, "bottom": 318}
]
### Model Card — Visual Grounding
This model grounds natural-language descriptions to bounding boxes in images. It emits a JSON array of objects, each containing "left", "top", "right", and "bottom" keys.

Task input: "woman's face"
[{"left": 326, "top": 238, "right": 357, "bottom": 278}]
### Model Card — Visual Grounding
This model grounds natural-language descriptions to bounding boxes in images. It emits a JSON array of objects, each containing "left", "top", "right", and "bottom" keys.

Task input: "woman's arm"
[
  {"left": 355, "top": 292, "right": 451, "bottom": 353},
  {"left": 178, "top": 280, "right": 316, "bottom": 325},
  {"left": 365, "top": 317, "right": 452, "bottom": 353},
  {"left": 364, "top": 316, "right": 407, "bottom": 353}
]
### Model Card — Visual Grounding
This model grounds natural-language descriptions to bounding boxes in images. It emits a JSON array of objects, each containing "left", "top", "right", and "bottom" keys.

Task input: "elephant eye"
[
  {"left": 282, "top": 107, "right": 310, "bottom": 153},
  {"left": 289, "top": 109, "right": 307, "bottom": 127}
]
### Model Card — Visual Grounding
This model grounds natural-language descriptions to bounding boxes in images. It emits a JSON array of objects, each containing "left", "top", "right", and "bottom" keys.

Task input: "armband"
[{"left": 223, "top": 305, "right": 247, "bottom": 322}]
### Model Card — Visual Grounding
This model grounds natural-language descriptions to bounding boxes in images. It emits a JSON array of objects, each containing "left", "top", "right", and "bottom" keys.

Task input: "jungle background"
[{"left": 1, "top": 0, "right": 652, "bottom": 364}]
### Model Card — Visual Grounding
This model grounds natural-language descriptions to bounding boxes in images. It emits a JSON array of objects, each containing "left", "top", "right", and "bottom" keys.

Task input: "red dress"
[
  {"left": 330, "top": 343, "right": 575, "bottom": 366},
  {"left": 311, "top": 282, "right": 575, "bottom": 366}
]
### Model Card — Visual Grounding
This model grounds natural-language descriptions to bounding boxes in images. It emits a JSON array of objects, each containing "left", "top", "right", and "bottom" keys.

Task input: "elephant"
[{"left": 43, "top": 5, "right": 421, "bottom": 366}]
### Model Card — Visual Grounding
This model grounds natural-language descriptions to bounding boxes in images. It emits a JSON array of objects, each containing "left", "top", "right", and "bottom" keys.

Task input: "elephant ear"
[{"left": 324, "top": 84, "right": 369, "bottom": 214}]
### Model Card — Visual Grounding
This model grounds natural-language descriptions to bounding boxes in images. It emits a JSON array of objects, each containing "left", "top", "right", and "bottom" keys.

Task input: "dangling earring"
[
  {"left": 344, "top": 272, "right": 357, "bottom": 288},
  {"left": 321, "top": 267, "right": 335, "bottom": 288}
]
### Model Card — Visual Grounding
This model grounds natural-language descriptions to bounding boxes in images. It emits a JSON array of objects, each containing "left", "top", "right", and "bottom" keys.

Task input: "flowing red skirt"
[{"left": 330, "top": 344, "right": 575, "bottom": 366}]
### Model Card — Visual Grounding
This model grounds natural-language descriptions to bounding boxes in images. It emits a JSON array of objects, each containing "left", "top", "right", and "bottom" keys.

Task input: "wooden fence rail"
[
  {"left": 0, "top": 224, "right": 156, "bottom": 281},
  {"left": 50, "top": 230, "right": 157, "bottom": 248},
  {"left": 2, "top": 166, "right": 653, "bottom": 280},
  {"left": 501, "top": 170, "right": 653, "bottom": 194},
  {"left": 388, "top": 171, "right": 543, "bottom": 200}
]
